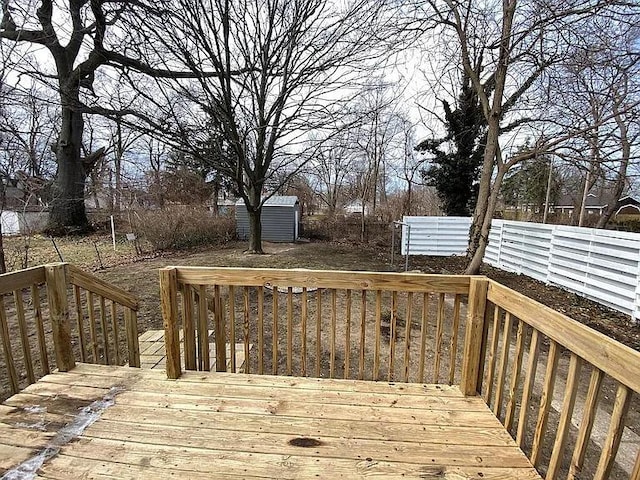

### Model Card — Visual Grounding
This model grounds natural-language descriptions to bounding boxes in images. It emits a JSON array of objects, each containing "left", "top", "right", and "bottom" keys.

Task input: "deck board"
[
  {"left": 1, "top": 364, "right": 542, "bottom": 479},
  {"left": 138, "top": 329, "right": 249, "bottom": 372}
]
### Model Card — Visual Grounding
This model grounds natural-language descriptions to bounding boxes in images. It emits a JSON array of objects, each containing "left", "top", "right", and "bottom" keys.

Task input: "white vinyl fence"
[{"left": 401, "top": 216, "right": 640, "bottom": 322}]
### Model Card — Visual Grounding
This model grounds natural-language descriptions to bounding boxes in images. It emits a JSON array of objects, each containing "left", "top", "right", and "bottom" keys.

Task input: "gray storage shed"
[{"left": 236, "top": 196, "right": 300, "bottom": 242}]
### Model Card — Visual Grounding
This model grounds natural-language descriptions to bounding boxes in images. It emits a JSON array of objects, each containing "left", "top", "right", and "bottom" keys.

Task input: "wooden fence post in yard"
[
  {"left": 460, "top": 277, "right": 489, "bottom": 396},
  {"left": 160, "top": 267, "right": 181, "bottom": 379},
  {"left": 44, "top": 263, "right": 76, "bottom": 372}
]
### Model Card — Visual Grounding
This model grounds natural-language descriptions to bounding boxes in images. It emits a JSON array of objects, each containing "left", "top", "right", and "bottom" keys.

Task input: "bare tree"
[
  {"left": 0, "top": 1, "right": 244, "bottom": 234},
  {"left": 423, "top": 0, "right": 638, "bottom": 274},
  {"left": 309, "top": 131, "right": 356, "bottom": 215},
  {"left": 119, "top": 0, "right": 395, "bottom": 252}
]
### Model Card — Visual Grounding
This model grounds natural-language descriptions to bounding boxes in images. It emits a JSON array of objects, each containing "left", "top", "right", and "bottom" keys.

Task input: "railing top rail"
[
  {"left": 166, "top": 266, "right": 478, "bottom": 294},
  {"left": 65, "top": 264, "right": 138, "bottom": 311},
  {"left": 0, "top": 266, "right": 46, "bottom": 294},
  {"left": 487, "top": 280, "right": 640, "bottom": 394}
]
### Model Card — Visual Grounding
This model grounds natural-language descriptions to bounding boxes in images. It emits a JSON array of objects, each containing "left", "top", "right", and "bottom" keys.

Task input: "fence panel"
[
  {"left": 400, "top": 216, "right": 471, "bottom": 256},
  {"left": 548, "top": 226, "right": 640, "bottom": 318},
  {"left": 484, "top": 220, "right": 503, "bottom": 266},
  {"left": 494, "top": 221, "right": 554, "bottom": 283},
  {"left": 401, "top": 217, "right": 640, "bottom": 322}
]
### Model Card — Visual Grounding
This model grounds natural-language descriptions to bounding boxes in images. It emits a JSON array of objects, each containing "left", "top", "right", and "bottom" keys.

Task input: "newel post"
[
  {"left": 44, "top": 263, "right": 76, "bottom": 372},
  {"left": 461, "top": 277, "right": 489, "bottom": 396},
  {"left": 160, "top": 267, "right": 181, "bottom": 379}
]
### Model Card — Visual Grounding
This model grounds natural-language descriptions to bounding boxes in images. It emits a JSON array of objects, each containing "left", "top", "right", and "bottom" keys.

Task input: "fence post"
[
  {"left": 44, "top": 263, "right": 75, "bottom": 372},
  {"left": 160, "top": 267, "right": 181, "bottom": 379},
  {"left": 461, "top": 277, "right": 489, "bottom": 396}
]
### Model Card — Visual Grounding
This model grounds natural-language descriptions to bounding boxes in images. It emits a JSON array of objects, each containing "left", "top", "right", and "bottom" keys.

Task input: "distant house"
[
  {"left": 615, "top": 195, "right": 640, "bottom": 213},
  {"left": 553, "top": 192, "right": 612, "bottom": 216},
  {"left": 235, "top": 196, "right": 300, "bottom": 242},
  {"left": 552, "top": 191, "right": 640, "bottom": 220},
  {"left": 343, "top": 200, "right": 371, "bottom": 216}
]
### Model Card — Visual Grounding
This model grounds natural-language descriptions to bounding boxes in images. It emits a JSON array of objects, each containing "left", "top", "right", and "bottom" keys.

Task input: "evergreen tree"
[{"left": 416, "top": 72, "right": 487, "bottom": 216}]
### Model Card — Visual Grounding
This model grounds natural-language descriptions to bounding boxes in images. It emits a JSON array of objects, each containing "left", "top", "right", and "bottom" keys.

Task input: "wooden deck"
[
  {"left": 0, "top": 364, "right": 541, "bottom": 479},
  {"left": 138, "top": 329, "right": 249, "bottom": 371}
]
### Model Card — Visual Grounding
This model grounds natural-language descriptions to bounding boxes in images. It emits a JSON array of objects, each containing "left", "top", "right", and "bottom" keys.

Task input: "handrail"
[
  {"left": 67, "top": 264, "right": 138, "bottom": 311},
  {"left": 173, "top": 266, "right": 475, "bottom": 293},
  {"left": 0, "top": 266, "right": 45, "bottom": 294},
  {"left": 487, "top": 280, "right": 640, "bottom": 394}
]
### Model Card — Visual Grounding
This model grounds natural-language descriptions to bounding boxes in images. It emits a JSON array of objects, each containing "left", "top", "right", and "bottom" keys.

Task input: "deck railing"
[
  {"left": 478, "top": 279, "right": 640, "bottom": 479},
  {"left": 0, "top": 263, "right": 140, "bottom": 397},
  {"left": 160, "top": 266, "right": 474, "bottom": 383},
  {"left": 161, "top": 267, "right": 639, "bottom": 480}
]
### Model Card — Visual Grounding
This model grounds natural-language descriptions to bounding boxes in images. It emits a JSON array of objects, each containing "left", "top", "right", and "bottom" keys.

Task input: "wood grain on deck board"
[{"left": 2, "top": 364, "right": 541, "bottom": 479}]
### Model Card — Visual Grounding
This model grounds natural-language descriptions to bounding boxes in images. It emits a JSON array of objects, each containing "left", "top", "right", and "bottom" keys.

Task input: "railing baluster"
[
  {"left": 32, "top": 284, "right": 49, "bottom": 374},
  {"left": 73, "top": 285, "right": 86, "bottom": 363},
  {"left": 229, "top": 286, "right": 236, "bottom": 373},
  {"left": 504, "top": 319, "right": 525, "bottom": 431},
  {"left": 111, "top": 300, "right": 121, "bottom": 365},
  {"left": 388, "top": 291, "right": 398, "bottom": 382},
  {"left": 493, "top": 312, "right": 512, "bottom": 418},
  {"left": 531, "top": 339, "right": 559, "bottom": 467},
  {"left": 594, "top": 384, "right": 632, "bottom": 480},
  {"left": 87, "top": 291, "right": 99, "bottom": 362},
  {"left": 483, "top": 306, "right": 502, "bottom": 404},
  {"left": 516, "top": 328, "right": 540, "bottom": 447},
  {"left": 403, "top": 292, "right": 413, "bottom": 383},
  {"left": 99, "top": 295, "right": 110, "bottom": 365},
  {"left": 448, "top": 294, "right": 461, "bottom": 385},
  {"left": 198, "top": 285, "right": 210, "bottom": 371},
  {"left": 358, "top": 290, "right": 366, "bottom": 380},
  {"left": 214, "top": 285, "right": 226, "bottom": 372},
  {"left": 258, "top": 286, "right": 264, "bottom": 375},
  {"left": 547, "top": 353, "right": 582, "bottom": 478},
  {"left": 433, "top": 292, "right": 445, "bottom": 383},
  {"left": 569, "top": 367, "right": 604, "bottom": 478},
  {"left": 316, "top": 289, "right": 321, "bottom": 377},
  {"left": 125, "top": 308, "right": 139, "bottom": 367},
  {"left": 0, "top": 296, "right": 18, "bottom": 393},
  {"left": 243, "top": 286, "right": 249, "bottom": 374},
  {"left": 272, "top": 285, "right": 278, "bottom": 375},
  {"left": 344, "top": 289, "right": 351, "bottom": 379},
  {"left": 418, "top": 292, "right": 429, "bottom": 383},
  {"left": 330, "top": 289, "right": 336, "bottom": 378},
  {"left": 14, "top": 289, "right": 35, "bottom": 383},
  {"left": 287, "top": 287, "right": 293, "bottom": 376},
  {"left": 182, "top": 285, "right": 196, "bottom": 370},
  {"left": 373, "top": 290, "right": 382, "bottom": 380},
  {"left": 301, "top": 287, "right": 307, "bottom": 377}
]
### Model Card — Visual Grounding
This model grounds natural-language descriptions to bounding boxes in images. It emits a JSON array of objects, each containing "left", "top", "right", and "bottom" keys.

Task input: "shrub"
[
  {"left": 303, "top": 215, "right": 390, "bottom": 245},
  {"left": 136, "top": 207, "right": 235, "bottom": 251}
]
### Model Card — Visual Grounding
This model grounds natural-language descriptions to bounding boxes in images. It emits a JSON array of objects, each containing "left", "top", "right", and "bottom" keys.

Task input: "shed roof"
[{"left": 235, "top": 196, "right": 299, "bottom": 207}]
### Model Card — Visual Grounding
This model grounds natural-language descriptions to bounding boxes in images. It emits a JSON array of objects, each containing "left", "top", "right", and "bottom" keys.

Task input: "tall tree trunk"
[
  {"left": 0, "top": 183, "right": 6, "bottom": 273},
  {"left": 211, "top": 178, "right": 220, "bottom": 216},
  {"left": 466, "top": 165, "right": 508, "bottom": 275},
  {"left": 46, "top": 99, "right": 89, "bottom": 235},
  {"left": 114, "top": 119, "right": 123, "bottom": 213},
  {"left": 596, "top": 105, "right": 630, "bottom": 229},
  {"left": 247, "top": 208, "right": 263, "bottom": 253},
  {"left": 246, "top": 186, "right": 264, "bottom": 253},
  {"left": 467, "top": 115, "right": 500, "bottom": 266}
]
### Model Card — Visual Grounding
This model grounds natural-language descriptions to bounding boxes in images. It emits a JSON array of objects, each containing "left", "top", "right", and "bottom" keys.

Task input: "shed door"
[{"left": 294, "top": 210, "right": 299, "bottom": 240}]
